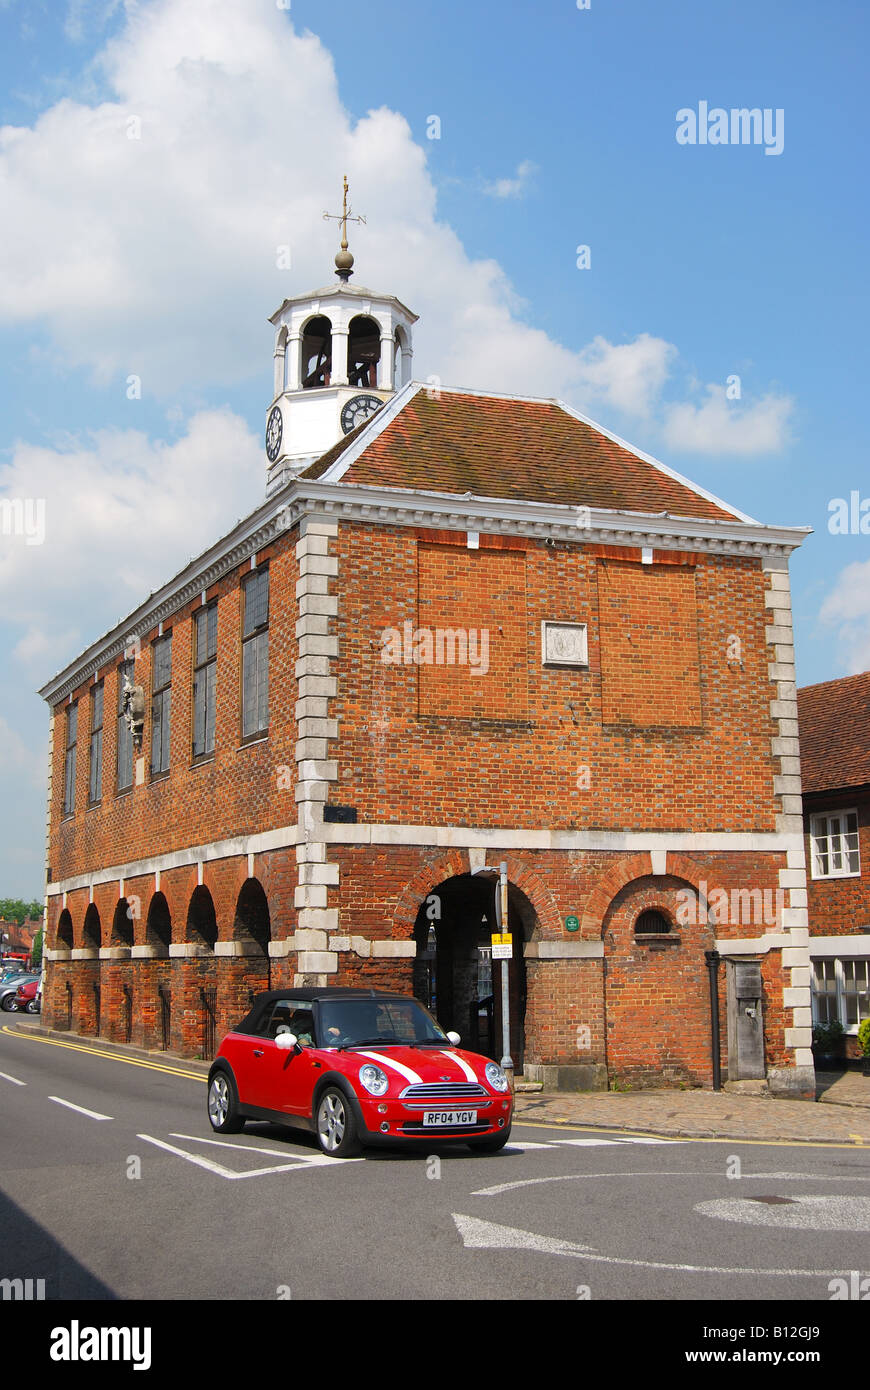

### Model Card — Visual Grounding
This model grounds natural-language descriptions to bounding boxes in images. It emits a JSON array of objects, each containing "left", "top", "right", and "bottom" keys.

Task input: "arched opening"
[
  {"left": 83, "top": 903, "right": 102, "bottom": 951},
  {"left": 347, "top": 315, "right": 381, "bottom": 388},
  {"left": 233, "top": 879, "right": 271, "bottom": 957},
  {"left": 110, "top": 899, "right": 132, "bottom": 948},
  {"left": 634, "top": 909, "right": 672, "bottom": 936},
  {"left": 146, "top": 892, "right": 172, "bottom": 954},
  {"left": 56, "top": 909, "right": 73, "bottom": 952},
  {"left": 394, "top": 326, "right": 410, "bottom": 387},
  {"left": 275, "top": 325, "right": 289, "bottom": 391},
  {"left": 301, "top": 315, "right": 332, "bottom": 388},
  {"left": 412, "top": 872, "right": 531, "bottom": 1068},
  {"left": 186, "top": 885, "right": 218, "bottom": 952}
]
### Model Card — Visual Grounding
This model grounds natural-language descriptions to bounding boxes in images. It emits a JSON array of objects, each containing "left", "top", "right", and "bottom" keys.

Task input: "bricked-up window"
[
  {"left": 596, "top": 560, "right": 702, "bottom": 728},
  {"left": 810, "top": 810, "right": 860, "bottom": 879},
  {"left": 192, "top": 604, "right": 218, "bottom": 760},
  {"left": 151, "top": 634, "right": 172, "bottom": 776},
  {"left": 635, "top": 909, "right": 671, "bottom": 935},
  {"left": 117, "top": 659, "right": 134, "bottom": 791},
  {"left": 62, "top": 702, "right": 78, "bottom": 816},
  {"left": 241, "top": 569, "right": 269, "bottom": 740},
  {"left": 88, "top": 682, "right": 103, "bottom": 805}
]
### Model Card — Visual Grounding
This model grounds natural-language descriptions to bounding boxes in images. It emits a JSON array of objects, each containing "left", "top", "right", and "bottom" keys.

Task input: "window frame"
[
  {"left": 812, "top": 956, "right": 870, "bottom": 1033},
  {"left": 88, "top": 681, "right": 104, "bottom": 806},
  {"left": 240, "top": 568, "right": 269, "bottom": 744},
  {"left": 62, "top": 701, "right": 78, "bottom": 818},
  {"left": 809, "top": 809, "right": 860, "bottom": 880},
  {"left": 150, "top": 633, "right": 173, "bottom": 779},
  {"left": 192, "top": 602, "right": 218, "bottom": 763}
]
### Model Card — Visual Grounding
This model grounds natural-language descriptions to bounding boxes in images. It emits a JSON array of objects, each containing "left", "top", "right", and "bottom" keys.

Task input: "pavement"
[
  {"left": 13, "top": 1020, "right": 870, "bottom": 1145},
  {"left": 515, "top": 1068, "right": 870, "bottom": 1145}
]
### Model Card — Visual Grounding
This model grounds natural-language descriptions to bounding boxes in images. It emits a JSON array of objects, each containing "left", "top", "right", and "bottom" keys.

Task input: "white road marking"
[
  {"left": 0, "top": 1069, "right": 26, "bottom": 1086},
  {"left": 503, "top": 1141, "right": 557, "bottom": 1151},
  {"left": 49, "top": 1096, "right": 112, "bottom": 1120},
  {"left": 452, "top": 1213, "right": 848, "bottom": 1279},
  {"left": 139, "top": 1133, "right": 362, "bottom": 1179},
  {"left": 696, "top": 1195, "right": 870, "bottom": 1232},
  {"left": 170, "top": 1132, "right": 341, "bottom": 1164},
  {"left": 555, "top": 1136, "right": 684, "bottom": 1147}
]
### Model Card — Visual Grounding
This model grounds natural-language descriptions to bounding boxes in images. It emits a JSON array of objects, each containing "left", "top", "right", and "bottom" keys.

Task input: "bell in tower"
[{"left": 264, "top": 177, "right": 418, "bottom": 494}]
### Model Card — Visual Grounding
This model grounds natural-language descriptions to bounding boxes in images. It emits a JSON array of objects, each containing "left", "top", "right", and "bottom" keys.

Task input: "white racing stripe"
[
  {"left": 357, "top": 1051, "right": 422, "bottom": 1085},
  {"left": 439, "top": 1049, "right": 478, "bottom": 1083}
]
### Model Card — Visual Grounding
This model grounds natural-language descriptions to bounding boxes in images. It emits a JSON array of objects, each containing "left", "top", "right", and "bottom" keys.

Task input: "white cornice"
[{"left": 37, "top": 462, "right": 811, "bottom": 707}]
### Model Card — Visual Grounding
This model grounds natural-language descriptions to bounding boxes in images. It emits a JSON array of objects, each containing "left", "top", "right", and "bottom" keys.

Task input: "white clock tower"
[{"left": 264, "top": 177, "right": 418, "bottom": 494}]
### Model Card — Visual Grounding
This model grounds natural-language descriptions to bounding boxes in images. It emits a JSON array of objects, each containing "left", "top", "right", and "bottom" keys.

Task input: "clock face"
[
  {"left": 341, "top": 393, "right": 383, "bottom": 435},
  {"left": 265, "top": 405, "right": 283, "bottom": 462}
]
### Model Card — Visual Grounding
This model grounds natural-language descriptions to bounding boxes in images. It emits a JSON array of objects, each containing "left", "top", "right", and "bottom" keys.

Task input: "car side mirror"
[
  {"left": 446, "top": 1031, "right": 461, "bottom": 1046},
  {"left": 275, "top": 1032, "right": 298, "bottom": 1051}
]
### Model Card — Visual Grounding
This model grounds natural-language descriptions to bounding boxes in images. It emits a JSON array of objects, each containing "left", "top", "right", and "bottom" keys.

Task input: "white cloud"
[
  {"left": 0, "top": 408, "right": 262, "bottom": 679},
  {"left": 482, "top": 159, "right": 537, "bottom": 199},
  {"left": 0, "top": 0, "right": 777, "bottom": 447},
  {"left": 818, "top": 559, "right": 870, "bottom": 674},
  {"left": 663, "top": 385, "right": 793, "bottom": 455}
]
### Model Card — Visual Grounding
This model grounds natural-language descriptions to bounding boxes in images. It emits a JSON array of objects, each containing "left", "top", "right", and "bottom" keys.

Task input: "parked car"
[
  {"left": 207, "top": 988, "right": 513, "bottom": 1157},
  {"left": 1, "top": 974, "right": 39, "bottom": 1012},
  {"left": 14, "top": 979, "right": 40, "bottom": 1014}
]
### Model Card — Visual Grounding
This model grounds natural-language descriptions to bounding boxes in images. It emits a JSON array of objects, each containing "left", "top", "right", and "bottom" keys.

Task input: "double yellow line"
[{"left": 1, "top": 1024, "right": 206, "bottom": 1082}]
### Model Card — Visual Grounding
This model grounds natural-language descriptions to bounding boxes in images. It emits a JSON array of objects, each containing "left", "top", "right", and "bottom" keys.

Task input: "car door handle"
[{"left": 253, "top": 1049, "right": 264, "bottom": 1057}]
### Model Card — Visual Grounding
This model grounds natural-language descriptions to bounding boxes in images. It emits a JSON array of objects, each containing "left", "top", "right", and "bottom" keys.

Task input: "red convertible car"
[{"left": 207, "top": 988, "right": 513, "bottom": 1157}]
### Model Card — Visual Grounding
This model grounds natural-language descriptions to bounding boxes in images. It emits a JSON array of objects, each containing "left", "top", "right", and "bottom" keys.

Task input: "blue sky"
[{"left": 0, "top": 0, "right": 867, "bottom": 897}]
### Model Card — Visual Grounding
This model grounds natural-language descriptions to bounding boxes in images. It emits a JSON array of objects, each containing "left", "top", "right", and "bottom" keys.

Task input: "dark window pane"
[
  {"left": 243, "top": 571, "right": 269, "bottom": 637},
  {"left": 242, "top": 630, "right": 268, "bottom": 737}
]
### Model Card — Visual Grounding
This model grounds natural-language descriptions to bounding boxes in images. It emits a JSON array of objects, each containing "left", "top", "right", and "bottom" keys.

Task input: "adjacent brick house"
[
  {"left": 38, "top": 257, "right": 816, "bottom": 1094},
  {"left": 798, "top": 672, "right": 870, "bottom": 1056}
]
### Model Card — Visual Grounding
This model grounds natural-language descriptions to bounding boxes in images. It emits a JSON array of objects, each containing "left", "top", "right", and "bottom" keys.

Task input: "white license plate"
[{"left": 422, "top": 1110, "right": 478, "bottom": 1127}]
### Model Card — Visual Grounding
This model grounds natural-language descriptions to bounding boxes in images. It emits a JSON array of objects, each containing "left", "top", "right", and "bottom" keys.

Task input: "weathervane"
[{"left": 323, "top": 175, "right": 366, "bottom": 281}]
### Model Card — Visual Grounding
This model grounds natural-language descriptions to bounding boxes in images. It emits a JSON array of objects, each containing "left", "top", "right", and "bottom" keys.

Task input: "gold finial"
[{"left": 323, "top": 175, "right": 366, "bottom": 281}]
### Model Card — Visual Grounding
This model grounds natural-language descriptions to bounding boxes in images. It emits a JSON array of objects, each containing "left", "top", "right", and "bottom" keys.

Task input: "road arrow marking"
[{"left": 453, "top": 1213, "right": 594, "bottom": 1256}]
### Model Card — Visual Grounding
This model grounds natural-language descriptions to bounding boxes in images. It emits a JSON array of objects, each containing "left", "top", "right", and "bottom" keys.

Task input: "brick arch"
[
  {"left": 578, "top": 853, "right": 655, "bottom": 937},
  {"left": 665, "top": 853, "right": 719, "bottom": 926},
  {"left": 391, "top": 850, "right": 561, "bottom": 942},
  {"left": 392, "top": 850, "right": 469, "bottom": 936},
  {"left": 55, "top": 907, "right": 73, "bottom": 951}
]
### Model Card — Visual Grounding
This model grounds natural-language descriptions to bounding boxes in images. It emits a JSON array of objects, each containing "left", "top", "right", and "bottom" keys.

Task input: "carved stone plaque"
[{"left": 542, "top": 621, "right": 588, "bottom": 668}]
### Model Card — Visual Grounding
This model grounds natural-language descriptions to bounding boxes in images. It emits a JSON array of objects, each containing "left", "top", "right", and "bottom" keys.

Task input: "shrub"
[
  {"left": 812, "top": 1020, "right": 845, "bottom": 1052},
  {"left": 858, "top": 1018, "right": 870, "bottom": 1059}
]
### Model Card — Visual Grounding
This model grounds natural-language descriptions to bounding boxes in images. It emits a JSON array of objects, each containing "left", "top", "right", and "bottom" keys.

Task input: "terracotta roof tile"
[
  {"left": 797, "top": 672, "right": 870, "bottom": 793},
  {"left": 303, "top": 389, "right": 741, "bottom": 521}
]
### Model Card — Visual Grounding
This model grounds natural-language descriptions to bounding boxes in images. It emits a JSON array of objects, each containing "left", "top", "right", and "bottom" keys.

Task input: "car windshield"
[{"left": 318, "top": 998, "right": 449, "bottom": 1048}]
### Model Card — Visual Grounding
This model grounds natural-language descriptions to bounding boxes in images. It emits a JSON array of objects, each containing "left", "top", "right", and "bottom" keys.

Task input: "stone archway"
[{"left": 410, "top": 871, "right": 535, "bottom": 1069}]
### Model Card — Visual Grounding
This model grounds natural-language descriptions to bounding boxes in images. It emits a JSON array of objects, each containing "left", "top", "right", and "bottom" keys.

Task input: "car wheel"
[
  {"left": 2, "top": 995, "right": 19, "bottom": 1012},
  {"left": 467, "top": 1128, "right": 511, "bottom": 1153},
  {"left": 207, "top": 1070, "right": 245, "bottom": 1134},
  {"left": 25, "top": 999, "right": 40, "bottom": 1014},
  {"left": 315, "top": 1087, "right": 361, "bottom": 1158}
]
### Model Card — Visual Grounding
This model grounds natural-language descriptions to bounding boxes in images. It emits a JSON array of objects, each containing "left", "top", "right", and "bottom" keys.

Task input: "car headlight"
[
  {"left": 359, "top": 1064, "right": 389, "bottom": 1096},
  {"left": 485, "top": 1062, "right": 509, "bottom": 1092}
]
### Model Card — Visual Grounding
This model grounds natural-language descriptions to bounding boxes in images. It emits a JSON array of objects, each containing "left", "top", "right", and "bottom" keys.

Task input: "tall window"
[
  {"left": 810, "top": 810, "right": 860, "bottom": 878},
  {"left": 193, "top": 604, "right": 217, "bottom": 760},
  {"left": 88, "top": 682, "right": 103, "bottom": 805},
  {"left": 151, "top": 634, "right": 172, "bottom": 776},
  {"left": 62, "top": 702, "right": 78, "bottom": 816},
  {"left": 117, "top": 660, "right": 134, "bottom": 791},
  {"left": 242, "top": 570, "right": 269, "bottom": 741}
]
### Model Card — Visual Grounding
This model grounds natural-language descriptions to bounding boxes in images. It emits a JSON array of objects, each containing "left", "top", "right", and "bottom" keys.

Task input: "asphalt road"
[{"left": 2, "top": 1018, "right": 869, "bottom": 1302}]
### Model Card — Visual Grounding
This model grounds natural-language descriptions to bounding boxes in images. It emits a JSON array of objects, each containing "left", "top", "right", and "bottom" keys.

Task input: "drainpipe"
[{"left": 705, "top": 949, "right": 721, "bottom": 1091}]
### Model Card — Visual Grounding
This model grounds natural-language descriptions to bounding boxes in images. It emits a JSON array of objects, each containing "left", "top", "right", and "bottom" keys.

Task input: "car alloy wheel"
[
  {"left": 316, "top": 1087, "right": 361, "bottom": 1158},
  {"left": 25, "top": 1000, "right": 40, "bottom": 1014},
  {"left": 2, "top": 996, "right": 19, "bottom": 1012},
  {"left": 207, "top": 1070, "right": 244, "bottom": 1134}
]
